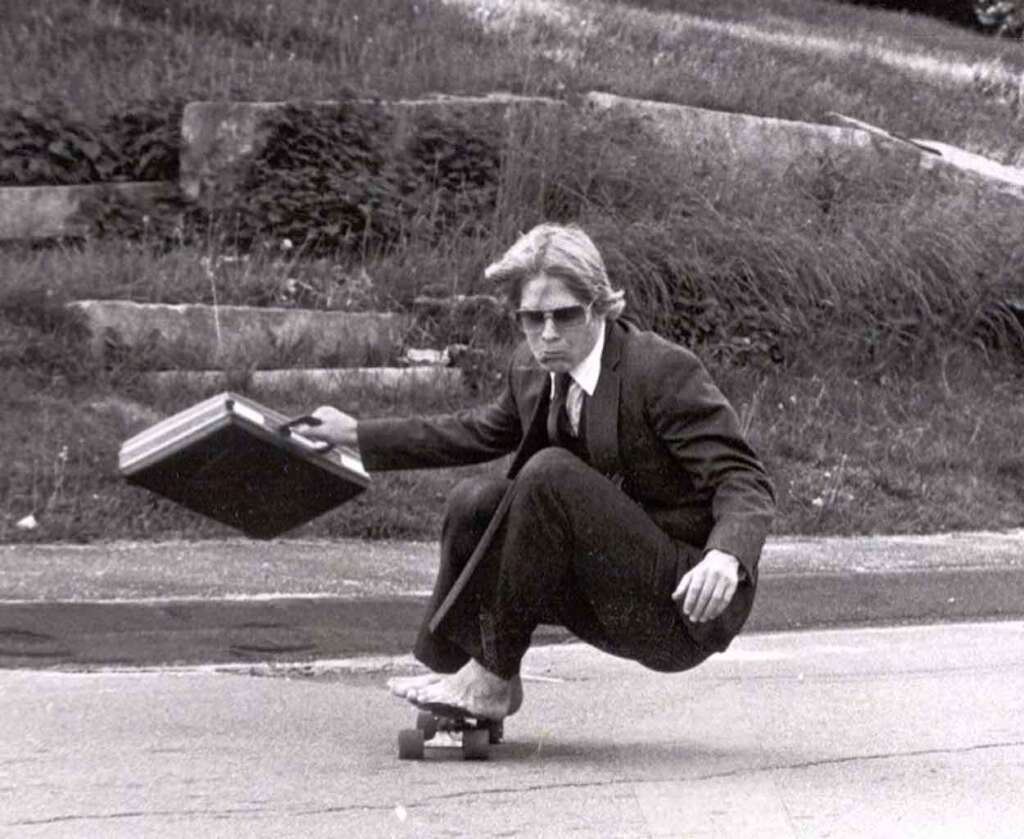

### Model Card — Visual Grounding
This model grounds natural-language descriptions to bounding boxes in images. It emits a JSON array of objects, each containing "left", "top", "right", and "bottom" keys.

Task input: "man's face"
[{"left": 517, "top": 273, "right": 603, "bottom": 373}]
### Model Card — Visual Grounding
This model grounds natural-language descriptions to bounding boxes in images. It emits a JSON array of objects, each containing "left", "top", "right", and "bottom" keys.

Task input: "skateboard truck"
[{"left": 398, "top": 707, "right": 504, "bottom": 761}]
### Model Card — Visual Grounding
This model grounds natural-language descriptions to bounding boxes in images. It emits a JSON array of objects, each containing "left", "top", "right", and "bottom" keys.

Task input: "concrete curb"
[
  {"left": 2, "top": 567, "right": 1022, "bottom": 669},
  {"left": 1, "top": 531, "right": 1022, "bottom": 668}
]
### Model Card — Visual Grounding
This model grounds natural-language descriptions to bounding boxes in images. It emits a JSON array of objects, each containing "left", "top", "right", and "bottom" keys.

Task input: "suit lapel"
[
  {"left": 506, "top": 365, "right": 550, "bottom": 478},
  {"left": 585, "top": 321, "right": 625, "bottom": 479}
]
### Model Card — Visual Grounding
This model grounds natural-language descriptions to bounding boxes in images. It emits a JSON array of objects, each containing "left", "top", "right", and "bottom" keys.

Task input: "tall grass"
[
  {"left": 0, "top": 0, "right": 512, "bottom": 120},
  {"left": 1, "top": 0, "right": 1021, "bottom": 160},
  {"left": 723, "top": 358, "right": 1024, "bottom": 535}
]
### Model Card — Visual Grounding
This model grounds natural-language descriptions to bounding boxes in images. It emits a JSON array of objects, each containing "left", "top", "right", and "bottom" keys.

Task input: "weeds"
[{"left": 724, "top": 358, "right": 1024, "bottom": 535}]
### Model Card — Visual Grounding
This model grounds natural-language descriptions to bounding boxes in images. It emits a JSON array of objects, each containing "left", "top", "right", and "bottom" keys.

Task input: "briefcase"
[{"left": 118, "top": 391, "right": 370, "bottom": 538}]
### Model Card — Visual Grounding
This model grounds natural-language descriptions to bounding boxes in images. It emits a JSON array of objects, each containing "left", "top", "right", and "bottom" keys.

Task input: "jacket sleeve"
[
  {"left": 355, "top": 359, "right": 523, "bottom": 471},
  {"left": 645, "top": 346, "right": 775, "bottom": 576}
]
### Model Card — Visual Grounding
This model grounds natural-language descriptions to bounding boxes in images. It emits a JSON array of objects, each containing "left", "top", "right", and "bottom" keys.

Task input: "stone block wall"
[{"left": 6, "top": 90, "right": 1020, "bottom": 243}]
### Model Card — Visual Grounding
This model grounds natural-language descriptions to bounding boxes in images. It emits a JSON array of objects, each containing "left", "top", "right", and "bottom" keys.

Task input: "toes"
[
  {"left": 387, "top": 678, "right": 412, "bottom": 697},
  {"left": 413, "top": 683, "right": 442, "bottom": 703},
  {"left": 387, "top": 673, "right": 442, "bottom": 698},
  {"left": 411, "top": 683, "right": 451, "bottom": 707}
]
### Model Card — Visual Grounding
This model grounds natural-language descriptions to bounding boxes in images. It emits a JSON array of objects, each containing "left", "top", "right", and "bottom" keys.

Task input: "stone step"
[
  {"left": 0, "top": 182, "right": 179, "bottom": 241},
  {"left": 584, "top": 92, "right": 1024, "bottom": 200},
  {"left": 68, "top": 300, "right": 412, "bottom": 370},
  {"left": 140, "top": 366, "right": 462, "bottom": 398},
  {"left": 582, "top": 91, "right": 879, "bottom": 179}
]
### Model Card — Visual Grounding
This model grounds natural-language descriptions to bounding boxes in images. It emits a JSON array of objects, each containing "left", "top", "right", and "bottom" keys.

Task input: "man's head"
[{"left": 485, "top": 223, "right": 625, "bottom": 371}]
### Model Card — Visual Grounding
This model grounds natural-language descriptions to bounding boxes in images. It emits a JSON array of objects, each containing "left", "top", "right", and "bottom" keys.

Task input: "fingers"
[
  {"left": 672, "top": 564, "right": 738, "bottom": 624},
  {"left": 295, "top": 406, "right": 330, "bottom": 435},
  {"left": 289, "top": 417, "right": 328, "bottom": 441},
  {"left": 671, "top": 568, "right": 692, "bottom": 604},
  {"left": 285, "top": 406, "right": 358, "bottom": 448},
  {"left": 300, "top": 408, "right": 332, "bottom": 439},
  {"left": 683, "top": 571, "right": 702, "bottom": 619},
  {"left": 698, "top": 575, "right": 735, "bottom": 623}
]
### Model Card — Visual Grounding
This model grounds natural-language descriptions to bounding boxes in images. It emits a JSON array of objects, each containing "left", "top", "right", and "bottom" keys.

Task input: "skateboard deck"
[{"left": 398, "top": 702, "right": 504, "bottom": 760}]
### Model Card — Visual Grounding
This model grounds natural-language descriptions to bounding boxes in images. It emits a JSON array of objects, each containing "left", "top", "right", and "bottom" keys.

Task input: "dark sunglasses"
[{"left": 514, "top": 303, "right": 592, "bottom": 331}]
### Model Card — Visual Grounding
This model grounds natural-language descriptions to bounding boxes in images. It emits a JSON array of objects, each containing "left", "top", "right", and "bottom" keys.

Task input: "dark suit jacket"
[{"left": 358, "top": 319, "right": 775, "bottom": 581}]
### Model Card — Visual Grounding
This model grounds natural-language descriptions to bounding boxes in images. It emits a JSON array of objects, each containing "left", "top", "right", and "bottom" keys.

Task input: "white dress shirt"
[{"left": 549, "top": 320, "right": 606, "bottom": 436}]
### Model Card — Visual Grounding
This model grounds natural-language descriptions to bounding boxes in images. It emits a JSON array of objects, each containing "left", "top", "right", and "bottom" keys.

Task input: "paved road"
[
  {"left": 1, "top": 530, "right": 1022, "bottom": 667},
  {"left": 3, "top": 621, "right": 1022, "bottom": 838}
]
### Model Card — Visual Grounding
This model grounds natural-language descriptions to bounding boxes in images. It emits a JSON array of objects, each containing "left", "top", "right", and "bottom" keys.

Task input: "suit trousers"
[{"left": 414, "top": 447, "right": 732, "bottom": 679}]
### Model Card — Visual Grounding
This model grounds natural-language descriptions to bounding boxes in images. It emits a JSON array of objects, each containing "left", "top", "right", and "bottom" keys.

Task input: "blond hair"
[{"left": 485, "top": 223, "right": 626, "bottom": 320}]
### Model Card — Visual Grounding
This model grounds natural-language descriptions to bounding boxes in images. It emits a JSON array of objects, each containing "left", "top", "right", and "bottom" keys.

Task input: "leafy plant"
[
  {"left": 0, "top": 103, "right": 119, "bottom": 185},
  {"left": 0, "top": 98, "right": 183, "bottom": 186},
  {"left": 101, "top": 98, "right": 184, "bottom": 182},
  {"left": 212, "top": 103, "right": 503, "bottom": 256}
]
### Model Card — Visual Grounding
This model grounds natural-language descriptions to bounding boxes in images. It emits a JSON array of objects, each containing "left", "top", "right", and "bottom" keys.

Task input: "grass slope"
[{"left": 1, "top": 0, "right": 1023, "bottom": 543}]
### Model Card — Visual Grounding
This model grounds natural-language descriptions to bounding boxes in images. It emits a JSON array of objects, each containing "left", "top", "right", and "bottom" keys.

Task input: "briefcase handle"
[{"left": 275, "top": 414, "right": 333, "bottom": 453}]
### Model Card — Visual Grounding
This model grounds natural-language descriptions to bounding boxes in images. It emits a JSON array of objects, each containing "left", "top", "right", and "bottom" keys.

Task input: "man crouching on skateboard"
[{"left": 297, "top": 222, "right": 775, "bottom": 721}]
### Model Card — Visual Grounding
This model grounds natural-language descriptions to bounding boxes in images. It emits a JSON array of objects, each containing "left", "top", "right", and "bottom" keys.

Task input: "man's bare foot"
[
  {"left": 407, "top": 659, "right": 524, "bottom": 720},
  {"left": 386, "top": 671, "right": 444, "bottom": 698}
]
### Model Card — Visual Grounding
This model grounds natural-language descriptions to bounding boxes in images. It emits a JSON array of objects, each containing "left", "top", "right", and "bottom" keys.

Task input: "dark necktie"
[{"left": 547, "top": 372, "right": 571, "bottom": 447}]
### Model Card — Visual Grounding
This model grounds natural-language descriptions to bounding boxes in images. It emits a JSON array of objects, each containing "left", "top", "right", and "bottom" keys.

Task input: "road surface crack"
[
  {"left": 385, "top": 738, "right": 1024, "bottom": 809},
  {"left": 8, "top": 740, "right": 1022, "bottom": 827},
  {"left": 7, "top": 806, "right": 274, "bottom": 827}
]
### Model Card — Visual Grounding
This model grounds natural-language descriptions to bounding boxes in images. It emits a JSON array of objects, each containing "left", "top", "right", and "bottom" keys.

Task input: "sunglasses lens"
[
  {"left": 516, "top": 311, "right": 546, "bottom": 329},
  {"left": 551, "top": 306, "right": 586, "bottom": 327},
  {"left": 516, "top": 305, "right": 589, "bottom": 331}
]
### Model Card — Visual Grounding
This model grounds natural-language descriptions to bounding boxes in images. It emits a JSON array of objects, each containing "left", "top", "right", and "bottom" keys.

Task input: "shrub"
[
  {"left": 0, "top": 103, "right": 119, "bottom": 186},
  {"left": 0, "top": 98, "right": 182, "bottom": 186},
  {"left": 222, "top": 104, "right": 503, "bottom": 255}
]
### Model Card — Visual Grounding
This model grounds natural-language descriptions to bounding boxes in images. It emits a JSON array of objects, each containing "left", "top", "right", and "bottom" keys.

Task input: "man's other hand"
[{"left": 671, "top": 549, "right": 741, "bottom": 624}]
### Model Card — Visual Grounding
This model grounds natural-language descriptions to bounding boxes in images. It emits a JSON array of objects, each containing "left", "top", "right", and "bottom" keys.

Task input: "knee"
[
  {"left": 515, "top": 447, "right": 587, "bottom": 494},
  {"left": 444, "top": 475, "right": 508, "bottom": 530}
]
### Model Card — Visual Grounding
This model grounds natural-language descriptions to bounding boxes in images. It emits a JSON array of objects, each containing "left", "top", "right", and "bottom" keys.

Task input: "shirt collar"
[{"left": 549, "top": 319, "right": 606, "bottom": 397}]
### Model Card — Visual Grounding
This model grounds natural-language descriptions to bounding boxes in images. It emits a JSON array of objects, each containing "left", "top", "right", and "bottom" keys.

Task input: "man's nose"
[{"left": 540, "top": 315, "right": 560, "bottom": 340}]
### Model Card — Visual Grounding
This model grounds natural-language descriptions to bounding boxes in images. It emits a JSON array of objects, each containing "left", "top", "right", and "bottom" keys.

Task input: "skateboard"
[{"left": 398, "top": 703, "right": 504, "bottom": 761}]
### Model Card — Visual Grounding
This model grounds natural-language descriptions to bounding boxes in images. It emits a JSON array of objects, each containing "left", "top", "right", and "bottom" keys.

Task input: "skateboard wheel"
[
  {"left": 487, "top": 720, "right": 504, "bottom": 745},
  {"left": 462, "top": 728, "right": 489, "bottom": 760},
  {"left": 415, "top": 711, "right": 438, "bottom": 740},
  {"left": 398, "top": 728, "right": 425, "bottom": 760}
]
